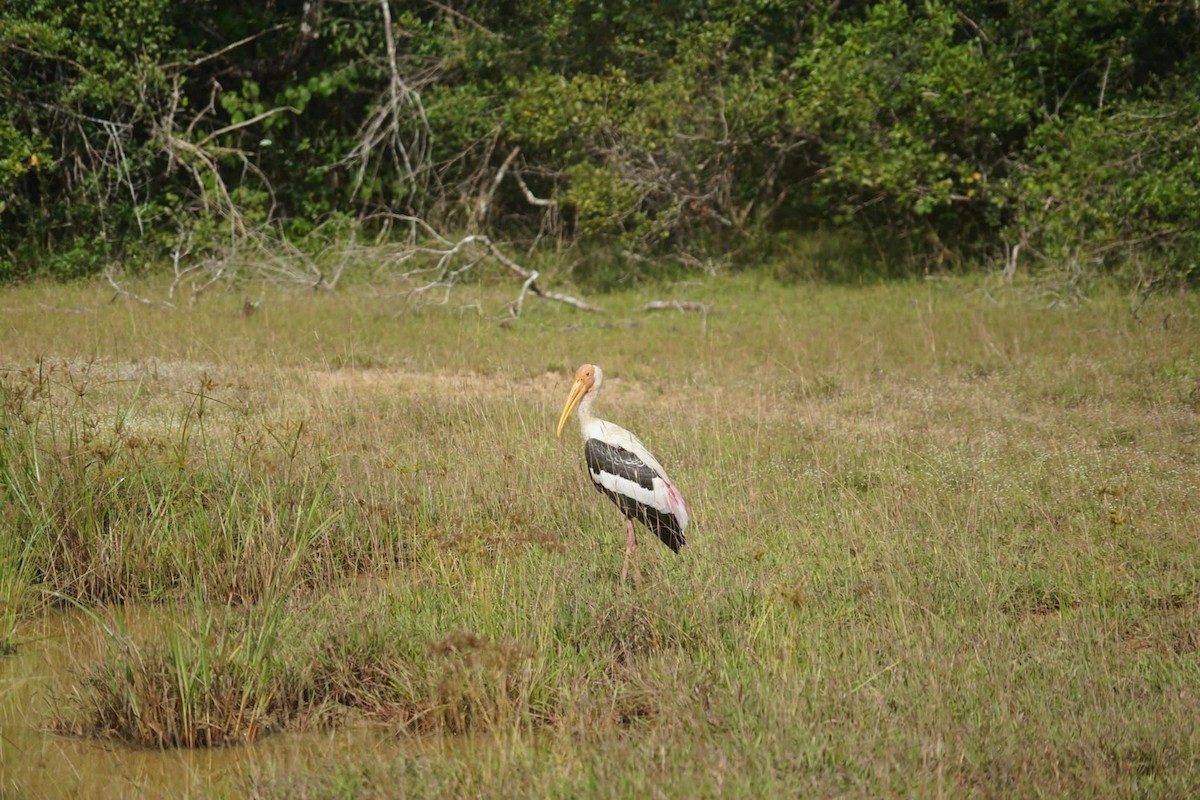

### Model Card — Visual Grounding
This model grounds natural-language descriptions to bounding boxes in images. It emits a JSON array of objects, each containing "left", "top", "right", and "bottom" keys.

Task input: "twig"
[
  {"left": 423, "top": 0, "right": 503, "bottom": 39},
  {"left": 512, "top": 270, "right": 540, "bottom": 317},
  {"left": 174, "top": 28, "right": 285, "bottom": 70},
  {"left": 166, "top": 246, "right": 202, "bottom": 302},
  {"left": 380, "top": 228, "right": 603, "bottom": 315},
  {"left": 1003, "top": 239, "right": 1022, "bottom": 284},
  {"left": 471, "top": 235, "right": 603, "bottom": 315},
  {"left": 197, "top": 106, "right": 298, "bottom": 147},
  {"left": 476, "top": 146, "right": 522, "bottom": 223},
  {"left": 512, "top": 170, "right": 555, "bottom": 207},
  {"left": 344, "top": 0, "right": 435, "bottom": 199},
  {"left": 105, "top": 268, "right": 173, "bottom": 308},
  {"left": 639, "top": 300, "right": 713, "bottom": 314}
]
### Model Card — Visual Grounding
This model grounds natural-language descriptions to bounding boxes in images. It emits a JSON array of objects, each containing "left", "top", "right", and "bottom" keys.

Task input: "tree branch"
[
  {"left": 198, "top": 106, "right": 298, "bottom": 147},
  {"left": 639, "top": 300, "right": 713, "bottom": 314},
  {"left": 512, "top": 170, "right": 556, "bottom": 208},
  {"left": 475, "top": 146, "right": 522, "bottom": 225},
  {"left": 106, "top": 268, "right": 172, "bottom": 308}
]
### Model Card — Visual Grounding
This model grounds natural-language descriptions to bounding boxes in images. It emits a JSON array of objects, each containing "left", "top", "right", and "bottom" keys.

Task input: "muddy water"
[{"left": 0, "top": 609, "right": 394, "bottom": 799}]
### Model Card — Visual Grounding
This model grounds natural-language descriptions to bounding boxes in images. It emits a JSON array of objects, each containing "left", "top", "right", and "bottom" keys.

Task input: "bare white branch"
[
  {"left": 197, "top": 106, "right": 298, "bottom": 147},
  {"left": 511, "top": 170, "right": 555, "bottom": 208},
  {"left": 342, "top": 0, "right": 435, "bottom": 202},
  {"left": 476, "top": 146, "right": 522, "bottom": 224},
  {"left": 105, "top": 268, "right": 173, "bottom": 308},
  {"left": 377, "top": 229, "right": 603, "bottom": 316},
  {"left": 639, "top": 300, "right": 713, "bottom": 314}
]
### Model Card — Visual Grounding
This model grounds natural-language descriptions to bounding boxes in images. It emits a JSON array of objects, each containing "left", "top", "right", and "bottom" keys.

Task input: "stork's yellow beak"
[{"left": 556, "top": 378, "right": 587, "bottom": 437}]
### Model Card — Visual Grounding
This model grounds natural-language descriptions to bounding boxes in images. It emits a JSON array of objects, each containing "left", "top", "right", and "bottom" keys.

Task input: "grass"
[{"left": 1, "top": 271, "right": 1199, "bottom": 796}]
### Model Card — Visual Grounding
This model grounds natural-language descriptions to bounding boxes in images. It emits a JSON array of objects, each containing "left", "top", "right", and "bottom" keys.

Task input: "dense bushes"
[
  {"left": 1, "top": 0, "right": 1197, "bottom": 285},
  {"left": 1008, "top": 75, "right": 1200, "bottom": 288}
]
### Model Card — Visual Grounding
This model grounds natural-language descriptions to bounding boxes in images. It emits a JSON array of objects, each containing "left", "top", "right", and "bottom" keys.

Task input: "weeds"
[
  {"left": 56, "top": 601, "right": 302, "bottom": 748},
  {"left": 0, "top": 366, "right": 407, "bottom": 608}
]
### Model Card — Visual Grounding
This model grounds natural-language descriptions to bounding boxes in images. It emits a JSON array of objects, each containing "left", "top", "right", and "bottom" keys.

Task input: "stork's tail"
[{"left": 644, "top": 480, "right": 687, "bottom": 553}]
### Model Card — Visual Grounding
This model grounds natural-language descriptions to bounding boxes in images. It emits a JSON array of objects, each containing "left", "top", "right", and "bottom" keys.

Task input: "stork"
[{"left": 556, "top": 364, "right": 689, "bottom": 581}]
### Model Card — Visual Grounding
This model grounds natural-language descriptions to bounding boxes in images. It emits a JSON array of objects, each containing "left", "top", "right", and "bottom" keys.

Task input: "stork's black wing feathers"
[
  {"left": 584, "top": 438, "right": 685, "bottom": 553},
  {"left": 585, "top": 438, "right": 656, "bottom": 490}
]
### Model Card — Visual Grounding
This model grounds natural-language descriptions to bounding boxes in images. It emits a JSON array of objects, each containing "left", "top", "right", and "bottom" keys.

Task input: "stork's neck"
[{"left": 577, "top": 389, "right": 598, "bottom": 433}]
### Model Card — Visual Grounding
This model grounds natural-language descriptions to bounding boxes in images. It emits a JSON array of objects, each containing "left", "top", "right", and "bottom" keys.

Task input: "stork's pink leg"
[{"left": 621, "top": 518, "right": 638, "bottom": 584}]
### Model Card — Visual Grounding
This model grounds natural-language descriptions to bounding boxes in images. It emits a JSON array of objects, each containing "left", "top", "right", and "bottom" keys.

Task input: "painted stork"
[{"left": 556, "top": 364, "right": 689, "bottom": 581}]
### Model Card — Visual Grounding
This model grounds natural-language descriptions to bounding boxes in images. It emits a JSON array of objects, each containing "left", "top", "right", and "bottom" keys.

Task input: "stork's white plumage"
[{"left": 556, "top": 364, "right": 689, "bottom": 581}]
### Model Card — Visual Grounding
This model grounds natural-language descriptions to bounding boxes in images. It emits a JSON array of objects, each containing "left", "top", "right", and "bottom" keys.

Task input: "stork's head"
[{"left": 556, "top": 363, "right": 603, "bottom": 437}]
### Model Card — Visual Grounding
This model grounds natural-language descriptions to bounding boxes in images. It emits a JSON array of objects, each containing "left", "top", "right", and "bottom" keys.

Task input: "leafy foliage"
[
  {"left": 1, "top": 0, "right": 1198, "bottom": 285},
  {"left": 789, "top": 1, "right": 1033, "bottom": 222},
  {"left": 1011, "top": 71, "right": 1200, "bottom": 287}
]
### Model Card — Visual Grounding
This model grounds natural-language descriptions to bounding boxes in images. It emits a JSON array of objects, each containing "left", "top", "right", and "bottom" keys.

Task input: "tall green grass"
[
  {"left": 53, "top": 600, "right": 300, "bottom": 748},
  {"left": 0, "top": 363, "right": 411, "bottom": 608}
]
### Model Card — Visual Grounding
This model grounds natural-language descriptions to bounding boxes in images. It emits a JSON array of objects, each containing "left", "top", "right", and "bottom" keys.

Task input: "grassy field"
[{"left": 1, "top": 272, "right": 1199, "bottom": 797}]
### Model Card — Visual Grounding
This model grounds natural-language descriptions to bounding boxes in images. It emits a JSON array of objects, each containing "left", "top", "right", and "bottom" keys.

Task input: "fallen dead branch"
[
  {"left": 639, "top": 300, "right": 713, "bottom": 314},
  {"left": 105, "top": 268, "right": 163, "bottom": 307},
  {"left": 380, "top": 220, "right": 603, "bottom": 316}
]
